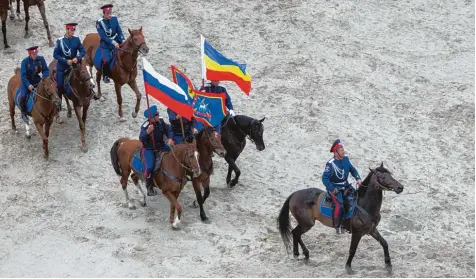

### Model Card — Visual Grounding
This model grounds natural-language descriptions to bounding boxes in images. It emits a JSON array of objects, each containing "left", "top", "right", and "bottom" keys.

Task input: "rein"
[
  {"left": 229, "top": 116, "right": 254, "bottom": 144},
  {"left": 116, "top": 36, "right": 144, "bottom": 72},
  {"left": 67, "top": 66, "right": 93, "bottom": 101},
  {"left": 169, "top": 144, "right": 196, "bottom": 174},
  {"left": 31, "top": 79, "right": 57, "bottom": 122}
]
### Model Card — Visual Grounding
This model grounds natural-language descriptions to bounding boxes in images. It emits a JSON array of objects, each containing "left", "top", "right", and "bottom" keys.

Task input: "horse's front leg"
[
  {"left": 37, "top": 2, "right": 53, "bottom": 47},
  {"left": 114, "top": 82, "right": 125, "bottom": 121},
  {"left": 64, "top": 96, "right": 72, "bottom": 118},
  {"left": 345, "top": 233, "right": 363, "bottom": 275},
  {"left": 23, "top": 1, "right": 29, "bottom": 38},
  {"left": 192, "top": 177, "right": 208, "bottom": 222},
  {"left": 370, "top": 229, "right": 393, "bottom": 274},
  {"left": 224, "top": 154, "right": 241, "bottom": 187},
  {"left": 73, "top": 105, "right": 88, "bottom": 152},
  {"left": 33, "top": 121, "right": 48, "bottom": 159},
  {"left": 15, "top": 0, "right": 22, "bottom": 21},
  {"left": 127, "top": 79, "right": 142, "bottom": 118},
  {"left": 95, "top": 70, "right": 104, "bottom": 101},
  {"left": 1, "top": 16, "right": 9, "bottom": 49}
]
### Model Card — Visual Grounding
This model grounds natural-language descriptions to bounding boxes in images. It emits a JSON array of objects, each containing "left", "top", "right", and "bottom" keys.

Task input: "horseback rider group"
[{"left": 16, "top": 3, "right": 356, "bottom": 237}]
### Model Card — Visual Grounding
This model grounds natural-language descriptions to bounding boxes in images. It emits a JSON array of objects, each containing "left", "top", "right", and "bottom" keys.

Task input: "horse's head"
[
  {"left": 249, "top": 117, "right": 266, "bottom": 151},
  {"left": 128, "top": 27, "right": 149, "bottom": 56},
  {"left": 197, "top": 127, "right": 226, "bottom": 157},
  {"left": 71, "top": 60, "right": 95, "bottom": 91},
  {"left": 175, "top": 140, "right": 201, "bottom": 178},
  {"left": 369, "top": 162, "right": 404, "bottom": 194},
  {"left": 40, "top": 76, "right": 61, "bottom": 108}
]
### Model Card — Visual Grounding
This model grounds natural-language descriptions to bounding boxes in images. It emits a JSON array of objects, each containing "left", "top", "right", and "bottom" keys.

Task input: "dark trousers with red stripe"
[{"left": 330, "top": 190, "right": 345, "bottom": 228}]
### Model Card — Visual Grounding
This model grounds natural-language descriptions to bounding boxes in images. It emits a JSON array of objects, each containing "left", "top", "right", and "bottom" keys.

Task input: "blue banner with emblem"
[{"left": 171, "top": 65, "right": 227, "bottom": 127}]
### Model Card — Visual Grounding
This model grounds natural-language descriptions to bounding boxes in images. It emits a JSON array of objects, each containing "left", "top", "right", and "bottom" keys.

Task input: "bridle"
[
  {"left": 117, "top": 34, "right": 146, "bottom": 72},
  {"left": 31, "top": 77, "right": 60, "bottom": 122},
  {"left": 170, "top": 143, "right": 199, "bottom": 174}
]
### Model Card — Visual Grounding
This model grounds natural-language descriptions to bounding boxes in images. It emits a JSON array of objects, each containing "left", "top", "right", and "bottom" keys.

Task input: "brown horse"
[
  {"left": 8, "top": 0, "right": 54, "bottom": 47},
  {"left": 188, "top": 127, "right": 226, "bottom": 222},
  {"left": 48, "top": 59, "right": 95, "bottom": 152},
  {"left": 277, "top": 163, "right": 404, "bottom": 275},
  {"left": 7, "top": 67, "right": 60, "bottom": 158},
  {"left": 82, "top": 28, "right": 149, "bottom": 121},
  {"left": 110, "top": 138, "right": 200, "bottom": 228}
]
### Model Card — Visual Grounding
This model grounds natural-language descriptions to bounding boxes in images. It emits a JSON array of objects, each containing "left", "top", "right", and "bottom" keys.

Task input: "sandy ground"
[{"left": 0, "top": 0, "right": 474, "bottom": 277}]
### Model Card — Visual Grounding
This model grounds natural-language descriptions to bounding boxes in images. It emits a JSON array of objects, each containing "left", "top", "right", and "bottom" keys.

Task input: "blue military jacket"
[
  {"left": 322, "top": 155, "right": 361, "bottom": 192},
  {"left": 200, "top": 84, "right": 234, "bottom": 111},
  {"left": 139, "top": 118, "right": 173, "bottom": 150},
  {"left": 20, "top": 56, "right": 49, "bottom": 88},
  {"left": 96, "top": 16, "right": 125, "bottom": 49},
  {"left": 53, "top": 35, "right": 86, "bottom": 71}
]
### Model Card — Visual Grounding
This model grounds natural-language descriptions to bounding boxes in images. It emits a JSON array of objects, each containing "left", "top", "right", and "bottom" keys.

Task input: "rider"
[
  {"left": 322, "top": 139, "right": 362, "bottom": 234},
  {"left": 200, "top": 80, "right": 235, "bottom": 133},
  {"left": 52, "top": 22, "right": 86, "bottom": 111},
  {"left": 167, "top": 108, "right": 199, "bottom": 144},
  {"left": 139, "top": 105, "right": 174, "bottom": 196},
  {"left": 96, "top": 3, "right": 125, "bottom": 84},
  {"left": 19, "top": 46, "right": 49, "bottom": 122}
]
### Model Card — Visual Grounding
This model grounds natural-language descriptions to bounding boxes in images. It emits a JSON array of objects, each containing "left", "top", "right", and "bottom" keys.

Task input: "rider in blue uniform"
[
  {"left": 200, "top": 80, "right": 235, "bottom": 133},
  {"left": 52, "top": 23, "right": 86, "bottom": 111},
  {"left": 95, "top": 4, "right": 125, "bottom": 83},
  {"left": 19, "top": 46, "right": 49, "bottom": 122},
  {"left": 167, "top": 108, "right": 199, "bottom": 144},
  {"left": 139, "top": 105, "right": 174, "bottom": 196},
  {"left": 322, "top": 139, "right": 362, "bottom": 234}
]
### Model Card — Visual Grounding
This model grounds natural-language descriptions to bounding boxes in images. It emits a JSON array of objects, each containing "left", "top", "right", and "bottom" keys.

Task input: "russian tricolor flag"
[{"left": 142, "top": 58, "right": 194, "bottom": 120}]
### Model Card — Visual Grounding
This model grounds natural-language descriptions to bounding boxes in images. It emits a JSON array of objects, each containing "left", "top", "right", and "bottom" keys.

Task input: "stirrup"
[
  {"left": 21, "top": 112, "right": 29, "bottom": 123},
  {"left": 103, "top": 75, "right": 110, "bottom": 84}
]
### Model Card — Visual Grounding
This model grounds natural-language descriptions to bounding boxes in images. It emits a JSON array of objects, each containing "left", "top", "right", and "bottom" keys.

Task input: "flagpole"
[
  {"left": 201, "top": 34, "right": 206, "bottom": 90},
  {"left": 145, "top": 79, "right": 156, "bottom": 153}
]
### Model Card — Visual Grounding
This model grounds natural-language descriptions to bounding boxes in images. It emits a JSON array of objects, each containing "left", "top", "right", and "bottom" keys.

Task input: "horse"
[
  {"left": 220, "top": 115, "right": 266, "bottom": 187},
  {"left": 187, "top": 127, "right": 226, "bottom": 222},
  {"left": 7, "top": 0, "right": 53, "bottom": 47},
  {"left": 48, "top": 59, "right": 96, "bottom": 152},
  {"left": 82, "top": 27, "right": 150, "bottom": 121},
  {"left": 109, "top": 138, "right": 200, "bottom": 229},
  {"left": 7, "top": 67, "right": 60, "bottom": 158},
  {"left": 277, "top": 163, "right": 404, "bottom": 275}
]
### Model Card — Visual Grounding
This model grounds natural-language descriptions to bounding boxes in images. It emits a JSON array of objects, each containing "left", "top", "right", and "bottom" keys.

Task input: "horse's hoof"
[
  {"left": 191, "top": 200, "right": 198, "bottom": 208},
  {"left": 43, "top": 153, "right": 49, "bottom": 160},
  {"left": 128, "top": 204, "right": 136, "bottom": 210},
  {"left": 386, "top": 264, "right": 393, "bottom": 275},
  {"left": 200, "top": 216, "right": 209, "bottom": 223},
  {"left": 293, "top": 253, "right": 299, "bottom": 259},
  {"left": 48, "top": 41, "right": 54, "bottom": 48},
  {"left": 303, "top": 251, "right": 310, "bottom": 260},
  {"left": 119, "top": 117, "right": 126, "bottom": 122},
  {"left": 81, "top": 145, "right": 88, "bottom": 153},
  {"left": 67, "top": 111, "right": 72, "bottom": 118},
  {"left": 131, "top": 111, "right": 138, "bottom": 118},
  {"left": 24, "top": 33, "right": 30, "bottom": 39},
  {"left": 172, "top": 219, "right": 181, "bottom": 229},
  {"left": 229, "top": 180, "right": 238, "bottom": 188},
  {"left": 140, "top": 200, "right": 146, "bottom": 207},
  {"left": 9, "top": 15, "right": 14, "bottom": 20},
  {"left": 100, "top": 96, "right": 106, "bottom": 102},
  {"left": 4, "top": 44, "right": 10, "bottom": 49},
  {"left": 25, "top": 135, "right": 31, "bottom": 140},
  {"left": 345, "top": 265, "right": 355, "bottom": 275}
]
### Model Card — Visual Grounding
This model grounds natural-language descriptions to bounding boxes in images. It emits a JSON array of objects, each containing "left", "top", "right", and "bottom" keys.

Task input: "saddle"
[{"left": 320, "top": 188, "right": 357, "bottom": 220}]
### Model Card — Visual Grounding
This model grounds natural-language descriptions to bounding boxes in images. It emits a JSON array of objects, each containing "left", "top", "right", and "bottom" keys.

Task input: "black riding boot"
[
  {"left": 57, "top": 87, "right": 65, "bottom": 112},
  {"left": 102, "top": 64, "right": 110, "bottom": 83},
  {"left": 20, "top": 98, "right": 28, "bottom": 122},
  {"left": 146, "top": 175, "right": 157, "bottom": 196}
]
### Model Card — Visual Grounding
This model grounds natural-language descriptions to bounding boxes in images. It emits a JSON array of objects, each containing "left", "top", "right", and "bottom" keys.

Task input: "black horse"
[
  {"left": 220, "top": 115, "right": 266, "bottom": 187},
  {"left": 277, "top": 163, "right": 404, "bottom": 275}
]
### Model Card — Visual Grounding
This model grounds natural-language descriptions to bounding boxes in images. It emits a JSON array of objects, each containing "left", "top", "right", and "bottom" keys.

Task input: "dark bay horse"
[
  {"left": 277, "top": 163, "right": 404, "bottom": 275},
  {"left": 187, "top": 127, "right": 226, "bottom": 222},
  {"left": 220, "top": 115, "right": 266, "bottom": 187},
  {"left": 82, "top": 28, "right": 149, "bottom": 121},
  {"left": 110, "top": 138, "right": 200, "bottom": 228},
  {"left": 48, "top": 59, "right": 95, "bottom": 152},
  {"left": 8, "top": 0, "right": 54, "bottom": 46},
  {"left": 7, "top": 67, "right": 60, "bottom": 158}
]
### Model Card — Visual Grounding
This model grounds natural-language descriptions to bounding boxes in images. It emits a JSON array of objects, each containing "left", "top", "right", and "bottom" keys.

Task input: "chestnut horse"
[
  {"left": 277, "top": 163, "right": 404, "bottom": 275},
  {"left": 110, "top": 138, "right": 200, "bottom": 228},
  {"left": 82, "top": 28, "right": 149, "bottom": 121},
  {"left": 7, "top": 67, "right": 60, "bottom": 158},
  {"left": 188, "top": 127, "right": 226, "bottom": 222},
  {"left": 7, "top": 0, "right": 54, "bottom": 47},
  {"left": 48, "top": 59, "right": 95, "bottom": 152}
]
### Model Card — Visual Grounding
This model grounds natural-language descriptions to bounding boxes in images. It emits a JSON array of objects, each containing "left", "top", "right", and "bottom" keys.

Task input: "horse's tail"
[
  {"left": 110, "top": 137, "right": 128, "bottom": 176},
  {"left": 277, "top": 192, "right": 294, "bottom": 253}
]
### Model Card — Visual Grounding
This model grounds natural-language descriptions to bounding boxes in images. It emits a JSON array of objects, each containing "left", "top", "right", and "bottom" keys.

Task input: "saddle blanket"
[
  {"left": 93, "top": 47, "right": 116, "bottom": 73},
  {"left": 319, "top": 191, "right": 356, "bottom": 219},
  {"left": 14, "top": 87, "right": 34, "bottom": 113}
]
